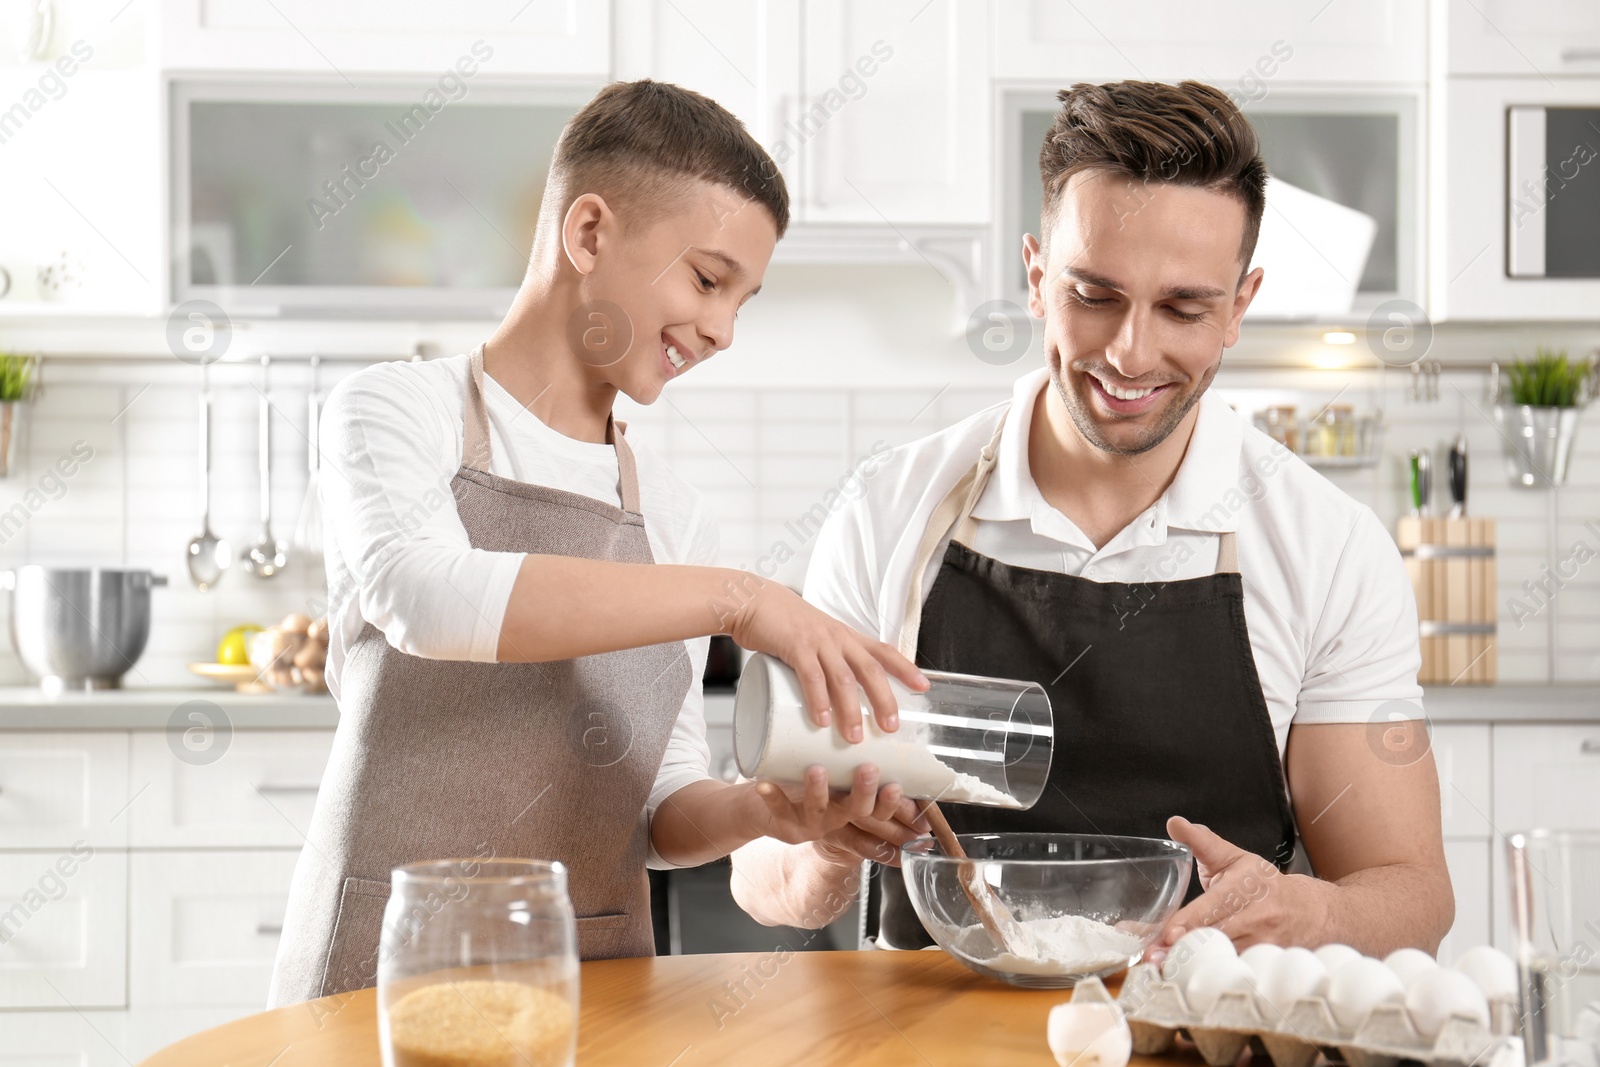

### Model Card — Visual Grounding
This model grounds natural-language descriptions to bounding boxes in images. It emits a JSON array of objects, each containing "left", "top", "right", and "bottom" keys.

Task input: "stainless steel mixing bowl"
[{"left": 2, "top": 566, "right": 167, "bottom": 693}]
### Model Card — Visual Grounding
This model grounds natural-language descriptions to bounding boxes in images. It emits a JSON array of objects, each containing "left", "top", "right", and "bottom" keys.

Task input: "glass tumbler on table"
[
  {"left": 378, "top": 859, "right": 578, "bottom": 1067},
  {"left": 1508, "top": 830, "right": 1600, "bottom": 1067}
]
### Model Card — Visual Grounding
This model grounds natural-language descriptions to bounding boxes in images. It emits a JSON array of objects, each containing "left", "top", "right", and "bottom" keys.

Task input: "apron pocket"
[
  {"left": 576, "top": 911, "right": 649, "bottom": 961},
  {"left": 319, "top": 876, "right": 391, "bottom": 998}
]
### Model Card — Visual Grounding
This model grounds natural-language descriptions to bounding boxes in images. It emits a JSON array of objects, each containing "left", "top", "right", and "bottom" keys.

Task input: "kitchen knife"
[
  {"left": 1410, "top": 449, "right": 1432, "bottom": 516},
  {"left": 1449, "top": 435, "right": 1467, "bottom": 518}
]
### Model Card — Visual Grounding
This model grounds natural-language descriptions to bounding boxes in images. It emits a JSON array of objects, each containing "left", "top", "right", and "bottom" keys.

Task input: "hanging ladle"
[
  {"left": 242, "top": 353, "right": 289, "bottom": 578},
  {"left": 185, "top": 363, "right": 231, "bottom": 590}
]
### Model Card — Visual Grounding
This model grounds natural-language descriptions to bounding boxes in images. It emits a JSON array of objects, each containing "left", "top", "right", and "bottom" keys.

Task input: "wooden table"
[{"left": 137, "top": 950, "right": 1200, "bottom": 1066}]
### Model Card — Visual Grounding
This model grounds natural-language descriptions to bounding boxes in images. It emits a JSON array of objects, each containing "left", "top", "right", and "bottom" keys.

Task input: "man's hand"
[
  {"left": 745, "top": 764, "right": 931, "bottom": 865},
  {"left": 725, "top": 578, "right": 928, "bottom": 744},
  {"left": 1147, "top": 816, "right": 1336, "bottom": 962}
]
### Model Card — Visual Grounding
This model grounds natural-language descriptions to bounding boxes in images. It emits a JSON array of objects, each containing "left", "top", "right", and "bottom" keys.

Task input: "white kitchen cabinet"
[
  {"left": 1438, "top": 839, "right": 1492, "bottom": 966},
  {"left": 1435, "top": 77, "right": 1600, "bottom": 321},
  {"left": 129, "top": 850, "right": 300, "bottom": 1007},
  {"left": 989, "top": 0, "right": 1426, "bottom": 84},
  {"left": 0, "top": 848, "right": 127, "bottom": 1009},
  {"left": 614, "top": 0, "right": 987, "bottom": 225},
  {"left": 1490, "top": 723, "right": 1600, "bottom": 833},
  {"left": 1446, "top": 0, "right": 1600, "bottom": 76},
  {"left": 0, "top": 732, "right": 129, "bottom": 849},
  {"left": 156, "top": 0, "right": 610, "bottom": 76},
  {"left": 3, "top": 1010, "right": 132, "bottom": 1067},
  {"left": 129, "top": 730, "right": 333, "bottom": 848},
  {"left": 1432, "top": 724, "right": 1494, "bottom": 839},
  {"left": 798, "top": 0, "right": 990, "bottom": 224}
]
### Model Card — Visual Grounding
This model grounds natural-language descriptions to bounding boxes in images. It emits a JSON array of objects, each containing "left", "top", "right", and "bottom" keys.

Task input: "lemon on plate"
[{"left": 216, "top": 624, "right": 263, "bottom": 666}]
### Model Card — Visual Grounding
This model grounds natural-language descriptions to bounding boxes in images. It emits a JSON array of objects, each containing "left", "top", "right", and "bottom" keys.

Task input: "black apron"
[{"left": 875, "top": 409, "right": 1297, "bottom": 950}]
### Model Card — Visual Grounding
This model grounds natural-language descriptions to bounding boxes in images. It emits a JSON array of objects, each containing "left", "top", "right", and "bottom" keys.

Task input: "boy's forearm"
[
  {"left": 730, "top": 837, "right": 864, "bottom": 930},
  {"left": 650, "top": 780, "right": 762, "bottom": 869},
  {"left": 497, "top": 556, "right": 755, "bottom": 661}
]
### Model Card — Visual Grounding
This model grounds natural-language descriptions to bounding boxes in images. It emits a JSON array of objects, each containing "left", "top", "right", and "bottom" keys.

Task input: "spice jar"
[{"left": 1256, "top": 405, "right": 1298, "bottom": 452}]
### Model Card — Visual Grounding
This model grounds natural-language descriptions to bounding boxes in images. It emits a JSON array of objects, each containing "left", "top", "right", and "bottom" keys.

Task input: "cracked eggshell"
[
  {"left": 1327, "top": 955, "right": 1407, "bottom": 1032},
  {"left": 1187, "top": 955, "right": 1259, "bottom": 1016},
  {"left": 1160, "top": 927, "right": 1236, "bottom": 989},
  {"left": 1453, "top": 946, "right": 1518, "bottom": 1000},
  {"left": 1384, "top": 947, "right": 1442, "bottom": 991},
  {"left": 1257, "top": 947, "right": 1330, "bottom": 1021},
  {"left": 1047, "top": 1002, "right": 1132, "bottom": 1067},
  {"left": 1404, "top": 966, "right": 1490, "bottom": 1039}
]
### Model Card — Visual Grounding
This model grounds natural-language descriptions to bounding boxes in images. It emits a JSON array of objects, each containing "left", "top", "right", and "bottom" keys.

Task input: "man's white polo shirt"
[{"left": 804, "top": 367, "right": 1424, "bottom": 759}]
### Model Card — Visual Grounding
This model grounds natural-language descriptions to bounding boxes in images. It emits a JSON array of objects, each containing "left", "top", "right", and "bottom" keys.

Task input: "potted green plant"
[
  {"left": 1493, "top": 347, "right": 1596, "bottom": 487},
  {"left": 0, "top": 352, "right": 39, "bottom": 478}
]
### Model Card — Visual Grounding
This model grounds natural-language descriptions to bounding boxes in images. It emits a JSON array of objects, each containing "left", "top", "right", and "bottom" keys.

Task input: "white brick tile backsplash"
[{"left": 0, "top": 362, "right": 1590, "bottom": 686}]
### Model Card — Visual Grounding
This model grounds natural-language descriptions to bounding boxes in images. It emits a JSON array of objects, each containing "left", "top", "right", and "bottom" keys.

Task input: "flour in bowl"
[{"left": 955, "top": 914, "right": 1146, "bottom": 976}]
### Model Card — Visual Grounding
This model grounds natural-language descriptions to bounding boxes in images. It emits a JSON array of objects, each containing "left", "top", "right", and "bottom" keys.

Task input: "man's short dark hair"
[{"left": 1039, "top": 80, "right": 1267, "bottom": 271}]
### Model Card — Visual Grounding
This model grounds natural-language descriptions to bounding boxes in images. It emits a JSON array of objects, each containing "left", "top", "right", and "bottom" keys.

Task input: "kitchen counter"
[
  {"left": 0, "top": 686, "right": 339, "bottom": 729},
  {"left": 0, "top": 684, "right": 1593, "bottom": 730},
  {"left": 136, "top": 950, "right": 1171, "bottom": 1066}
]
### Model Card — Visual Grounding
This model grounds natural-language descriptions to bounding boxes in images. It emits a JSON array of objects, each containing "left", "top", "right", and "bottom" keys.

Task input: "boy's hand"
[
  {"left": 725, "top": 576, "right": 929, "bottom": 744},
  {"left": 744, "top": 764, "right": 931, "bottom": 863}
]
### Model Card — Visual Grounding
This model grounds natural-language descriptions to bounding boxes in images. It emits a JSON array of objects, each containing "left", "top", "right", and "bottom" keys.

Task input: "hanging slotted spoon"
[{"left": 291, "top": 354, "right": 324, "bottom": 561}]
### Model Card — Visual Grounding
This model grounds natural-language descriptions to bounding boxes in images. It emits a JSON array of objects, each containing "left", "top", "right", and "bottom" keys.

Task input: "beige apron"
[{"left": 269, "top": 347, "right": 693, "bottom": 1005}]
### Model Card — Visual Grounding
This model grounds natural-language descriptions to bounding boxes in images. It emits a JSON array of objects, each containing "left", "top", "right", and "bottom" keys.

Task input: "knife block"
[{"left": 1395, "top": 517, "right": 1497, "bottom": 685}]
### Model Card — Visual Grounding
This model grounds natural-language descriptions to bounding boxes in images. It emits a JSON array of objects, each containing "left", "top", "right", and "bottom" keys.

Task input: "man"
[
  {"left": 270, "top": 80, "right": 927, "bottom": 1006},
  {"left": 732, "top": 80, "right": 1452, "bottom": 957}
]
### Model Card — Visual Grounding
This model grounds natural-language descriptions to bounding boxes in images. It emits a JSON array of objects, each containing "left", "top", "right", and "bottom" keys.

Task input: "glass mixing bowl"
[{"left": 901, "top": 832, "right": 1192, "bottom": 989}]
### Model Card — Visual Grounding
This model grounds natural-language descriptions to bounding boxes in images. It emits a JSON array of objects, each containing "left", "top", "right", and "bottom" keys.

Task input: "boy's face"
[
  {"left": 573, "top": 180, "right": 777, "bottom": 405},
  {"left": 1024, "top": 169, "right": 1262, "bottom": 456}
]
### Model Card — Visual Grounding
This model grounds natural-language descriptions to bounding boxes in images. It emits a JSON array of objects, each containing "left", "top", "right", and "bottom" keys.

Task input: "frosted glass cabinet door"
[{"left": 171, "top": 81, "right": 591, "bottom": 315}]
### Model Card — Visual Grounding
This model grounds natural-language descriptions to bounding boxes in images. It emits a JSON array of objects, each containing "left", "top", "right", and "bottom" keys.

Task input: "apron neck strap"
[
  {"left": 897, "top": 411, "right": 1007, "bottom": 659},
  {"left": 465, "top": 345, "right": 645, "bottom": 515},
  {"left": 1214, "top": 529, "right": 1239, "bottom": 574}
]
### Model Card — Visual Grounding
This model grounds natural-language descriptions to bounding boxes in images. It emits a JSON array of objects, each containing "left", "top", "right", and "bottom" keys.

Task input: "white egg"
[
  {"left": 1239, "top": 942, "right": 1286, "bottom": 979},
  {"left": 1453, "top": 946, "right": 1518, "bottom": 1000},
  {"left": 1258, "top": 947, "right": 1330, "bottom": 1022},
  {"left": 1047, "top": 1002, "right": 1132, "bottom": 1067},
  {"left": 1315, "top": 943, "right": 1363, "bottom": 974},
  {"left": 1405, "top": 967, "right": 1490, "bottom": 1039},
  {"left": 1384, "top": 947, "right": 1442, "bottom": 991},
  {"left": 1161, "top": 927, "right": 1236, "bottom": 987},
  {"left": 1186, "top": 956, "right": 1259, "bottom": 1016},
  {"left": 1326, "top": 956, "right": 1407, "bottom": 1032}
]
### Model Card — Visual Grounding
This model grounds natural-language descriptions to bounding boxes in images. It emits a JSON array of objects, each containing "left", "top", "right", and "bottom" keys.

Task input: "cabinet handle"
[
  {"left": 1581, "top": 739, "right": 1600, "bottom": 755},
  {"left": 256, "top": 922, "right": 284, "bottom": 936},
  {"left": 1560, "top": 48, "right": 1600, "bottom": 62},
  {"left": 255, "top": 783, "right": 320, "bottom": 794}
]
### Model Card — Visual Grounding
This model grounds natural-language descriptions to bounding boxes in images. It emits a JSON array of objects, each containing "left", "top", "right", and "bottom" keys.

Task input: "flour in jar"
[
  {"left": 796, "top": 719, "right": 1021, "bottom": 807},
  {"left": 954, "top": 914, "right": 1146, "bottom": 976}
]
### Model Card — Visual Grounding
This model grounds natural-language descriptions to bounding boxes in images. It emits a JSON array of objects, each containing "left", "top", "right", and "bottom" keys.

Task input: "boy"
[{"left": 270, "top": 80, "right": 928, "bottom": 1005}]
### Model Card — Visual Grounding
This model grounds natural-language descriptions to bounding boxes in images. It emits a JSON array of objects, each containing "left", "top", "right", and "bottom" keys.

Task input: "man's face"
[
  {"left": 1024, "top": 170, "right": 1262, "bottom": 456},
  {"left": 574, "top": 179, "right": 776, "bottom": 405}
]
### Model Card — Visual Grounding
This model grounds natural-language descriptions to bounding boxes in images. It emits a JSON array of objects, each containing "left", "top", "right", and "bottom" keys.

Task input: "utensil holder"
[{"left": 1494, "top": 405, "right": 1581, "bottom": 488}]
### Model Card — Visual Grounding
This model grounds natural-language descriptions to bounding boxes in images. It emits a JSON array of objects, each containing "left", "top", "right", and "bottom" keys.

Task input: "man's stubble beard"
[{"left": 1048, "top": 351, "right": 1221, "bottom": 457}]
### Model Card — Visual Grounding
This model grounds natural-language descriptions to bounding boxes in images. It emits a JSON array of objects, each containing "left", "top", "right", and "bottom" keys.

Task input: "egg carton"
[{"left": 1070, "top": 964, "right": 1521, "bottom": 1067}]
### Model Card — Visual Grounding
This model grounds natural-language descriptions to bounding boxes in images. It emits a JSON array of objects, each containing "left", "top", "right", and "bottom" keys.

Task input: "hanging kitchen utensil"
[
  {"left": 292, "top": 354, "right": 324, "bottom": 561},
  {"left": 243, "top": 354, "right": 289, "bottom": 579},
  {"left": 185, "top": 364, "right": 231, "bottom": 590}
]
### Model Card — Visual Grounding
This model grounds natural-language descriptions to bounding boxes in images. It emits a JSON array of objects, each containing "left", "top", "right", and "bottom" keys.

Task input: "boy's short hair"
[
  {"left": 545, "top": 79, "right": 790, "bottom": 238},
  {"left": 1039, "top": 80, "right": 1267, "bottom": 274}
]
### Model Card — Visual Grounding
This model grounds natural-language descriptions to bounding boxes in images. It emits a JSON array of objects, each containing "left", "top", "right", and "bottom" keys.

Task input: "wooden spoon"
[{"left": 918, "top": 801, "right": 1030, "bottom": 957}]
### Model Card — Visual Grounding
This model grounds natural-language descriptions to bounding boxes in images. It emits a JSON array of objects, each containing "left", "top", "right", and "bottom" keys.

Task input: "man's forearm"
[
  {"left": 730, "top": 838, "right": 864, "bottom": 929},
  {"left": 1320, "top": 860, "right": 1455, "bottom": 955},
  {"left": 497, "top": 556, "right": 757, "bottom": 661}
]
